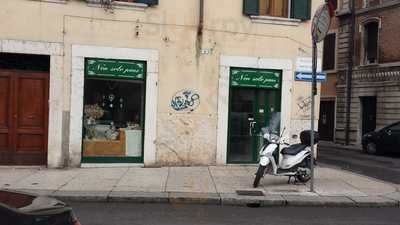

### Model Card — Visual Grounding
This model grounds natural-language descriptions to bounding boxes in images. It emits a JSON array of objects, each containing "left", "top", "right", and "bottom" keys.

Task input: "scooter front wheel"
[{"left": 253, "top": 166, "right": 266, "bottom": 188}]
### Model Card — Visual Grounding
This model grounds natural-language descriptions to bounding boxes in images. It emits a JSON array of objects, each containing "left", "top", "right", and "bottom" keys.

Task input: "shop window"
[
  {"left": 82, "top": 58, "right": 146, "bottom": 162},
  {"left": 363, "top": 22, "right": 379, "bottom": 65},
  {"left": 243, "top": 0, "right": 311, "bottom": 20},
  {"left": 322, "top": 33, "right": 336, "bottom": 71}
]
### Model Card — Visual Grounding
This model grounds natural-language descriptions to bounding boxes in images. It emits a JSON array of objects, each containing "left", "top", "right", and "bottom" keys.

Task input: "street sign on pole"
[
  {"left": 295, "top": 71, "right": 327, "bottom": 82},
  {"left": 309, "top": 3, "right": 331, "bottom": 193}
]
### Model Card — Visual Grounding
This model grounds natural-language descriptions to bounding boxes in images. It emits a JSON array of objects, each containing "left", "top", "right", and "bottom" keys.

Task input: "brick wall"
[{"left": 354, "top": 4, "right": 400, "bottom": 65}]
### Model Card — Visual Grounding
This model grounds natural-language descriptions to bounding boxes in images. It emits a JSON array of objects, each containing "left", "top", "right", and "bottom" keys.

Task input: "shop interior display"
[{"left": 82, "top": 79, "right": 144, "bottom": 157}]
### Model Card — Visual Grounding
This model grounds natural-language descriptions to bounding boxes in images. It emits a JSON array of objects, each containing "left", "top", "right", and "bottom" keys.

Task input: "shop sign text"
[
  {"left": 230, "top": 68, "right": 280, "bottom": 89},
  {"left": 86, "top": 58, "right": 145, "bottom": 80}
]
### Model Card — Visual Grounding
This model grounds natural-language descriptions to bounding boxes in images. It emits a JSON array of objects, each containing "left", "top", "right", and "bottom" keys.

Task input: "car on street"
[
  {"left": 362, "top": 121, "right": 400, "bottom": 155},
  {"left": 0, "top": 190, "right": 81, "bottom": 225}
]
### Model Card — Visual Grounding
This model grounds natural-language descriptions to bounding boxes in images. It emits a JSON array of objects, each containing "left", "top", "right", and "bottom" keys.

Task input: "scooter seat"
[{"left": 281, "top": 144, "right": 307, "bottom": 155}]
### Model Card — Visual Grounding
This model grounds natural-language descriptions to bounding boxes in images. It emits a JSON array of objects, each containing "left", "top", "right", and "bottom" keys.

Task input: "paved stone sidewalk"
[{"left": 1, "top": 166, "right": 399, "bottom": 207}]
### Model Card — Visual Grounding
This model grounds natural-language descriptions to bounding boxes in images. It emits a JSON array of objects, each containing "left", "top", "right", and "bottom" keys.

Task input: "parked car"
[
  {"left": 362, "top": 121, "right": 400, "bottom": 155},
  {"left": 0, "top": 190, "right": 81, "bottom": 225}
]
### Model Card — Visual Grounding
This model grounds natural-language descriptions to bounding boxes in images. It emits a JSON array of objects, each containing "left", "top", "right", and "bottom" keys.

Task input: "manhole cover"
[{"left": 236, "top": 190, "right": 264, "bottom": 196}]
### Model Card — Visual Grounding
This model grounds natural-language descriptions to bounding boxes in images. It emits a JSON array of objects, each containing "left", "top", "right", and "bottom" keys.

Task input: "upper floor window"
[
  {"left": 323, "top": 33, "right": 336, "bottom": 71},
  {"left": 117, "top": 0, "right": 156, "bottom": 3},
  {"left": 243, "top": 0, "right": 311, "bottom": 20},
  {"left": 363, "top": 21, "right": 379, "bottom": 65},
  {"left": 89, "top": 0, "right": 158, "bottom": 6},
  {"left": 259, "top": 0, "right": 289, "bottom": 18},
  {"left": 364, "top": 0, "right": 381, "bottom": 8}
]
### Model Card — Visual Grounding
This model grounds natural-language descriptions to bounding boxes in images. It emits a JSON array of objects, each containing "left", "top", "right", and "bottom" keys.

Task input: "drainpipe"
[
  {"left": 345, "top": 0, "right": 356, "bottom": 145},
  {"left": 196, "top": 0, "right": 204, "bottom": 60},
  {"left": 198, "top": 0, "right": 204, "bottom": 36}
]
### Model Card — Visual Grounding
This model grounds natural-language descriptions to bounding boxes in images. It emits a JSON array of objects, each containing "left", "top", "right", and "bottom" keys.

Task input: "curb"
[
  {"left": 48, "top": 191, "right": 400, "bottom": 208},
  {"left": 5, "top": 189, "right": 400, "bottom": 208}
]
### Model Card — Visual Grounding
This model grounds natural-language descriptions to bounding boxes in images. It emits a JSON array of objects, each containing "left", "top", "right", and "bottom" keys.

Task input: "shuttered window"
[
  {"left": 290, "top": 0, "right": 311, "bottom": 20},
  {"left": 244, "top": 0, "right": 311, "bottom": 20}
]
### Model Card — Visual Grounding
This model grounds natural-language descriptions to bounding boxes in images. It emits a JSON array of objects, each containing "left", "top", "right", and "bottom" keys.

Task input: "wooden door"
[
  {"left": 318, "top": 100, "right": 335, "bottom": 141},
  {"left": 361, "top": 97, "right": 377, "bottom": 135},
  {"left": 0, "top": 70, "right": 49, "bottom": 165}
]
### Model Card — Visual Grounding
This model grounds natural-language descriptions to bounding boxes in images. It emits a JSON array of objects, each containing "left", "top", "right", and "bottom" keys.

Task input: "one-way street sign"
[{"left": 295, "top": 71, "right": 327, "bottom": 82}]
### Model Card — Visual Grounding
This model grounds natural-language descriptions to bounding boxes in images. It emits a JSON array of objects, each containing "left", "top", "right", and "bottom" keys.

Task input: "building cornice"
[{"left": 356, "top": 1, "right": 400, "bottom": 15}]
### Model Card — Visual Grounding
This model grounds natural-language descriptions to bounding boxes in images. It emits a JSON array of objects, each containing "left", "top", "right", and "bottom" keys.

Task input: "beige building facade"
[{"left": 0, "top": 0, "right": 323, "bottom": 168}]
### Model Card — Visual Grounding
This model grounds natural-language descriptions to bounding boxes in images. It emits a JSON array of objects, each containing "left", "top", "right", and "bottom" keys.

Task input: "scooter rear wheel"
[{"left": 253, "top": 166, "right": 266, "bottom": 188}]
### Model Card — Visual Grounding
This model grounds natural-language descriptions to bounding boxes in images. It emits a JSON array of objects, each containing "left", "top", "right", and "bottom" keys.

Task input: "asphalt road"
[
  {"left": 317, "top": 145, "right": 400, "bottom": 184},
  {"left": 69, "top": 202, "right": 400, "bottom": 225}
]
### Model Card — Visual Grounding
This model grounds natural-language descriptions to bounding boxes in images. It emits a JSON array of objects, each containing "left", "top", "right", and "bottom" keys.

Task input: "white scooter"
[{"left": 253, "top": 128, "right": 318, "bottom": 188}]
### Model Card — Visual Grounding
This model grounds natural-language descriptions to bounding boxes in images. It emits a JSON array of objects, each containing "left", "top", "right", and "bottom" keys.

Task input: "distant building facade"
[
  {"left": 0, "top": 0, "right": 323, "bottom": 167},
  {"left": 320, "top": 0, "right": 400, "bottom": 146}
]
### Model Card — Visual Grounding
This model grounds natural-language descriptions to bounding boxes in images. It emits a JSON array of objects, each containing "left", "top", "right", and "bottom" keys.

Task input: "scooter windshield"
[{"left": 261, "top": 112, "right": 281, "bottom": 135}]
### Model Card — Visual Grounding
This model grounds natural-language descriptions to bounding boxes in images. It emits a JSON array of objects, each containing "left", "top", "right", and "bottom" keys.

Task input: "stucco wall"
[{"left": 0, "top": 0, "right": 323, "bottom": 167}]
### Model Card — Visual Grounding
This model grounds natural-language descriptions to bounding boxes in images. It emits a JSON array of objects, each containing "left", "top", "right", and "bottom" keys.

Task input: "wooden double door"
[{"left": 0, "top": 70, "right": 49, "bottom": 165}]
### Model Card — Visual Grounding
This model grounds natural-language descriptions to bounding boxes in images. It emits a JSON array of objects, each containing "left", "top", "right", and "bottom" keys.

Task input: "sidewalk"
[{"left": 1, "top": 165, "right": 399, "bottom": 207}]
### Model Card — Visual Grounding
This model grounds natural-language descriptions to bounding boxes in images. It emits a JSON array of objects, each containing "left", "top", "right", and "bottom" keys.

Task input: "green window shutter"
[
  {"left": 136, "top": 0, "right": 158, "bottom": 6},
  {"left": 290, "top": 0, "right": 311, "bottom": 20},
  {"left": 243, "top": 0, "right": 260, "bottom": 16}
]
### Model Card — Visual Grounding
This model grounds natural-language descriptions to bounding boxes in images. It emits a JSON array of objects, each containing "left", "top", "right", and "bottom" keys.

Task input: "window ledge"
[
  {"left": 86, "top": 0, "right": 148, "bottom": 11},
  {"left": 250, "top": 15, "right": 301, "bottom": 27},
  {"left": 358, "top": 63, "right": 379, "bottom": 68},
  {"left": 356, "top": 2, "right": 400, "bottom": 15},
  {"left": 30, "top": 0, "right": 67, "bottom": 4}
]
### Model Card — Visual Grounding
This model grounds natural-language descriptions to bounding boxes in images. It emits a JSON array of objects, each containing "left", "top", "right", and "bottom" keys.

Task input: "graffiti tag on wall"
[
  {"left": 171, "top": 89, "right": 200, "bottom": 112},
  {"left": 297, "top": 96, "right": 312, "bottom": 117}
]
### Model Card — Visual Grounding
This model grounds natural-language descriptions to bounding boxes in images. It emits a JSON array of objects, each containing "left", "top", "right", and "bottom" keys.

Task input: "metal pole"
[{"left": 310, "top": 39, "right": 317, "bottom": 193}]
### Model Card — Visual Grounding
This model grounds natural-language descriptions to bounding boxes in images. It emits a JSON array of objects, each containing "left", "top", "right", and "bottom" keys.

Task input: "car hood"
[{"left": 18, "top": 196, "right": 67, "bottom": 213}]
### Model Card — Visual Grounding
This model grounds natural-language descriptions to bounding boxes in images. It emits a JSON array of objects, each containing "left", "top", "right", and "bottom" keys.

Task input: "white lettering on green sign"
[
  {"left": 86, "top": 58, "right": 145, "bottom": 80},
  {"left": 230, "top": 68, "right": 281, "bottom": 89}
]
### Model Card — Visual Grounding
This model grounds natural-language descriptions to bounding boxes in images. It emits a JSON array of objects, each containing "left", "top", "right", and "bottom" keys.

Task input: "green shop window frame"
[
  {"left": 81, "top": 57, "right": 147, "bottom": 164},
  {"left": 227, "top": 67, "right": 282, "bottom": 164}
]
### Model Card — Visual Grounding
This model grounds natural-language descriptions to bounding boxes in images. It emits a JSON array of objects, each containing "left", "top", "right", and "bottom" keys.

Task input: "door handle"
[{"left": 249, "top": 121, "right": 257, "bottom": 136}]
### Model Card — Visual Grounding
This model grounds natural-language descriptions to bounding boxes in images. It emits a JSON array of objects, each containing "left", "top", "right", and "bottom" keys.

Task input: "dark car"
[
  {"left": 362, "top": 121, "right": 400, "bottom": 155},
  {"left": 0, "top": 190, "right": 81, "bottom": 225}
]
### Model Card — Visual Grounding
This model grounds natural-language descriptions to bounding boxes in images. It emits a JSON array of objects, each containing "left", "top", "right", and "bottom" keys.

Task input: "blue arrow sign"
[{"left": 295, "top": 71, "right": 327, "bottom": 82}]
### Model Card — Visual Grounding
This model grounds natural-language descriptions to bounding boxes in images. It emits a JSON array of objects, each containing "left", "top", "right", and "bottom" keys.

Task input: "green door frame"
[
  {"left": 81, "top": 58, "right": 147, "bottom": 164},
  {"left": 227, "top": 67, "right": 282, "bottom": 164}
]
